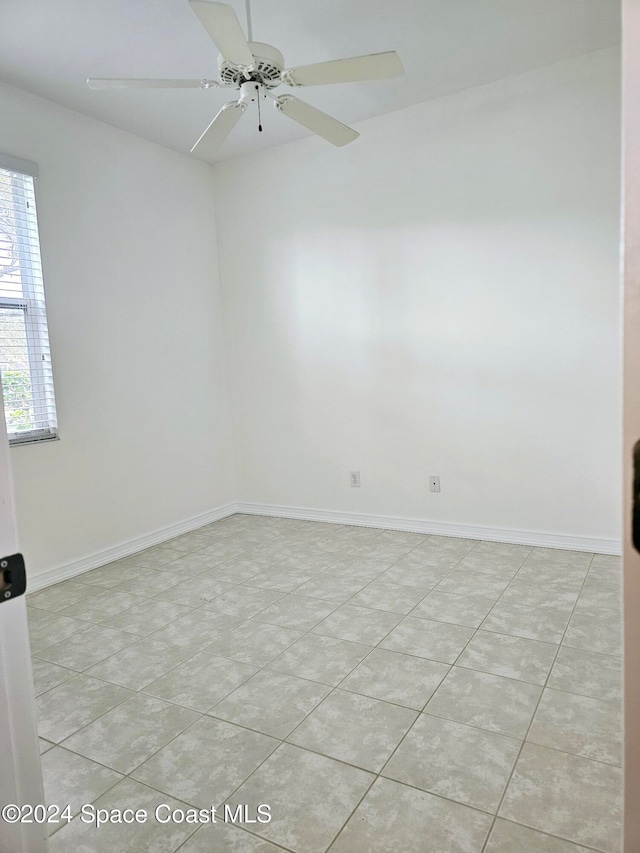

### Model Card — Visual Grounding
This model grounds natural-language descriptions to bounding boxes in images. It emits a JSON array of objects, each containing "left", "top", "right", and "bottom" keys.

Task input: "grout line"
[{"left": 484, "top": 815, "right": 608, "bottom": 853}]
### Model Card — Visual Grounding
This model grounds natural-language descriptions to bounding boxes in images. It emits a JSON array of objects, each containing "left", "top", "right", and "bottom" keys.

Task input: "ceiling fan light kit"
[{"left": 87, "top": 0, "right": 404, "bottom": 155}]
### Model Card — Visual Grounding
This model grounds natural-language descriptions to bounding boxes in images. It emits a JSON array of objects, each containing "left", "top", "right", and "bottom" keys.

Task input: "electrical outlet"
[
  {"left": 429, "top": 475, "right": 441, "bottom": 493},
  {"left": 350, "top": 471, "right": 361, "bottom": 487}
]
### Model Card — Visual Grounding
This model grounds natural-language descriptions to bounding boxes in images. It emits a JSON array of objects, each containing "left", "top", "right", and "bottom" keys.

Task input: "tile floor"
[{"left": 26, "top": 514, "right": 623, "bottom": 852}]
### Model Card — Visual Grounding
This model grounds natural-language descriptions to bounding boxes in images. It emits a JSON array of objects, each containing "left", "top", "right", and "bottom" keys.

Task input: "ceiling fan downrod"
[{"left": 245, "top": 0, "right": 253, "bottom": 42}]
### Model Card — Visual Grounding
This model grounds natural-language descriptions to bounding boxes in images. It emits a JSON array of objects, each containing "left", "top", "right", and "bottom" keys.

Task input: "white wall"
[
  {"left": 0, "top": 83, "right": 235, "bottom": 579},
  {"left": 214, "top": 48, "right": 621, "bottom": 544}
]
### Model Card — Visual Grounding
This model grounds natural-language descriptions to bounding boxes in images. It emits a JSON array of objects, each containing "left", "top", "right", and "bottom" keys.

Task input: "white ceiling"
[{"left": 0, "top": 0, "right": 620, "bottom": 163}]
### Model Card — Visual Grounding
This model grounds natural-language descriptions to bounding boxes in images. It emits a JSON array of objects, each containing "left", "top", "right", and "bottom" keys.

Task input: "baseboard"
[
  {"left": 27, "top": 503, "right": 237, "bottom": 593},
  {"left": 28, "top": 499, "right": 621, "bottom": 593},
  {"left": 235, "top": 502, "right": 622, "bottom": 556}
]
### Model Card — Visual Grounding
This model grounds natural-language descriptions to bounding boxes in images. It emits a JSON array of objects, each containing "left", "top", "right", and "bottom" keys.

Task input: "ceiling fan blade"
[
  {"left": 189, "top": 1, "right": 254, "bottom": 67},
  {"left": 283, "top": 51, "right": 404, "bottom": 87},
  {"left": 87, "top": 78, "right": 218, "bottom": 89},
  {"left": 275, "top": 96, "right": 358, "bottom": 147},
  {"left": 191, "top": 101, "right": 246, "bottom": 154}
]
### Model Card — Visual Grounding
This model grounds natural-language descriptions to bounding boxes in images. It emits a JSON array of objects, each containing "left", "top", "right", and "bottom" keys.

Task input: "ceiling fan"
[{"left": 87, "top": 0, "right": 404, "bottom": 154}]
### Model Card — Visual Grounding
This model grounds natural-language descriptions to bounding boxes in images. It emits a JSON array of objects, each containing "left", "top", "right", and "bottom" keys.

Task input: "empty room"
[{"left": 0, "top": 1, "right": 633, "bottom": 852}]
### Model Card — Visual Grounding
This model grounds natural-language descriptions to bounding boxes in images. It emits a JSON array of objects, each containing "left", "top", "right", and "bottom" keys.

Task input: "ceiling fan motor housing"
[{"left": 218, "top": 41, "right": 285, "bottom": 88}]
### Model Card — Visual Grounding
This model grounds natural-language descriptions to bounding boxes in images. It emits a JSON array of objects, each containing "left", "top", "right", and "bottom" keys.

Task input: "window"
[{"left": 0, "top": 155, "right": 57, "bottom": 444}]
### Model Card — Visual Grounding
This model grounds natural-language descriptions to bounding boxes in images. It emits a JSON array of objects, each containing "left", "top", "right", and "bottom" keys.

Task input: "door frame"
[
  {"left": 623, "top": 1, "right": 640, "bottom": 850},
  {"left": 0, "top": 390, "right": 47, "bottom": 851}
]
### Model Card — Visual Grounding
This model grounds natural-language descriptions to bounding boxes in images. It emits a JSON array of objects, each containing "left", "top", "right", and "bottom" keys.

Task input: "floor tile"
[
  {"left": 330, "top": 776, "right": 491, "bottom": 853},
  {"left": 162, "top": 530, "right": 212, "bottom": 553},
  {"left": 340, "top": 648, "right": 450, "bottom": 710},
  {"left": 331, "top": 556, "right": 390, "bottom": 578},
  {"left": 435, "top": 570, "right": 509, "bottom": 599},
  {"left": 548, "top": 646, "right": 622, "bottom": 702},
  {"left": 313, "top": 604, "right": 401, "bottom": 645},
  {"left": 158, "top": 537, "right": 207, "bottom": 553},
  {"left": 166, "top": 551, "right": 228, "bottom": 575},
  {"left": 499, "top": 743, "right": 622, "bottom": 852},
  {"left": 499, "top": 583, "right": 578, "bottom": 612},
  {"left": 154, "top": 575, "right": 237, "bottom": 607},
  {"left": 35, "top": 674, "right": 131, "bottom": 743},
  {"left": 348, "top": 580, "right": 427, "bottom": 614},
  {"left": 380, "top": 616, "right": 474, "bottom": 663},
  {"left": 294, "top": 572, "right": 370, "bottom": 603},
  {"left": 456, "top": 552, "right": 526, "bottom": 577},
  {"left": 421, "top": 535, "right": 479, "bottom": 555},
  {"left": 26, "top": 606, "right": 50, "bottom": 624},
  {"left": 527, "top": 687, "right": 622, "bottom": 765},
  {"left": 225, "top": 743, "right": 373, "bottom": 853},
  {"left": 47, "top": 777, "right": 197, "bottom": 853},
  {"left": 377, "top": 529, "right": 426, "bottom": 547},
  {"left": 202, "top": 586, "right": 284, "bottom": 618},
  {"left": 456, "top": 631, "right": 557, "bottom": 685},
  {"left": 39, "top": 738, "right": 55, "bottom": 754},
  {"left": 100, "top": 599, "right": 193, "bottom": 635},
  {"left": 210, "top": 559, "right": 271, "bottom": 583},
  {"left": 383, "top": 714, "right": 520, "bottom": 812},
  {"left": 143, "top": 652, "right": 258, "bottom": 711},
  {"left": 196, "top": 543, "right": 247, "bottom": 563},
  {"left": 147, "top": 609, "right": 245, "bottom": 653},
  {"left": 58, "top": 590, "right": 144, "bottom": 623},
  {"left": 378, "top": 560, "right": 449, "bottom": 589},
  {"left": 85, "top": 636, "right": 194, "bottom": 689},
  {"left": 31, "top": 658, "right": 75, "bottom": 696},
  {"left": 28, "top": 612, "right": 93, "bottom": 654},
  {"left": 246, "top": 566, "right": 319, "bottom": 593},
  {"left": 485, "top": 819, "right": 593, "bottom": 852},
  {"left": 120, "top": 569, "right": 184, "bottom": 597},
  {"left": 288, "top": 689, "right": 417, "bottom": 772},
  {"left": 515, "top": 564, "right": 588, "bottom": 590},
  {"left": 132, "top": 716, "right": 278, "bottom": 809},
  {"left": 73, "top": 561, "right": 143, "bottom": 589},
  {"left": 35, "top": 625, "right": 139, "bottom": 671},
  {"left": 251, "top": 593, "right": 337, "bottom": 631},
  {"left": 210, "top": 669, "right": 330, "bottom": 738},
  {"left": 267, "top": 633, "right": 371, "bottom": 685},
  {"left": 522, "top": 548, "right": 593, "bottom": 568},
  {"left": 472, "top": 542, "right": 532, "bottom": 558},
  {"left": 179, "top": 822, "right": 285, "bottom": 852},
  {"left": 41, "top": 746, "right": 122, "bottom": 832},
  {"left": 462, "top": 542, "right": 533, "bottom": 569},
  {"left": 326, "top": 564, "right": 386, "bottom": 585},
  {"left": 481, "top": 601, "right": 570, "bottom": 643},
  {"left": 412, "top": 591, "right": 495, "bottom": 628},
  {"left": 123, "top": 544, "right": 184, "bottom": 569},
  {"left": 348, "top": 541, "right": 415, "bottom": 561},
  {"left": 590, "top": 554, "right": 621, "bottom": 571},
  {"left": 583, "top": 569, "right": 621, "bottom": 593},
  {"left": 563, "top": 613, "right": 622, "bottom": 656},
  {"left": 62, "top": 692, "right": 200, "bottom": 773},
  {"left": 28, "top": 581, "right": 103, "bottom": 613},
  {"left": 572, "top": 587, "right": 621, "bottom": 620},
  {"left": 426, "top": 666, "right": 541, "bottom": 738},
  {"left": 205, "top": 621, "right": 303, "bottom": 666}
]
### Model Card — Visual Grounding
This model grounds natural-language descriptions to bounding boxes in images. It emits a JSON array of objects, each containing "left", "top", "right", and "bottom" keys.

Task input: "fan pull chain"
[{"left": 256, "top": 84, "right": 262, "bottom": 132}]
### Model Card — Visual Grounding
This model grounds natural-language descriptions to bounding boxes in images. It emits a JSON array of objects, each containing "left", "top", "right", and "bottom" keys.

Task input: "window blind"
[{"left": 0, "top": 162, "right": 58, "bottom": 444}]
